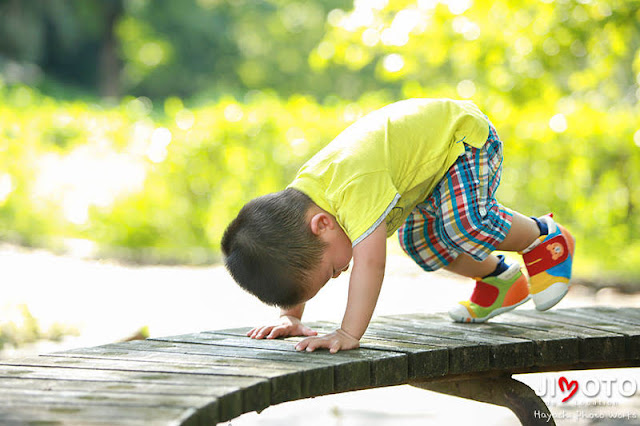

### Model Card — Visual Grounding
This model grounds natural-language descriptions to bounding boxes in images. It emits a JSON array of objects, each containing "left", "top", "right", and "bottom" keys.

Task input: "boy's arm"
[
  {"left": 295, "top": 221, "right": 387, "bottom": 353},
  {"left": 247, "top": 302, "right": 318, "bottom": 339}
]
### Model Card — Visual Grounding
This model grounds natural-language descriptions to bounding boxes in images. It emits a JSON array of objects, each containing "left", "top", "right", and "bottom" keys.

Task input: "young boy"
[{"left": 221, "top": 98, "right": 575, "bottom": 354}]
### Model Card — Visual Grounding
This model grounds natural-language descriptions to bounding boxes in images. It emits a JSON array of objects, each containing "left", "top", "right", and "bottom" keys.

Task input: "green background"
[{"left": 1, "top": 0, "right": 639, "bottom": 284}]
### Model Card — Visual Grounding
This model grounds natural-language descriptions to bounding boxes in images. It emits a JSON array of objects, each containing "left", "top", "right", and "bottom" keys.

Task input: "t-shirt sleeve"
[{"left": 332, "top": 172, "right": 400, "bottom": 246}]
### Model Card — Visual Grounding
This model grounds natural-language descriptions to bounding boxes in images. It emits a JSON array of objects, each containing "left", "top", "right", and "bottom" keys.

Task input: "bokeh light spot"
[{"left": 549, "top": 114, "right": 568, "bottom": 133}]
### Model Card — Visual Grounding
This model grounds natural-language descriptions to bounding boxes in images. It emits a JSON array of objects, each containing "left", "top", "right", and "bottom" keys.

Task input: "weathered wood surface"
[{"left": 1, "top": 307, "right": 639, "bottom": 425}]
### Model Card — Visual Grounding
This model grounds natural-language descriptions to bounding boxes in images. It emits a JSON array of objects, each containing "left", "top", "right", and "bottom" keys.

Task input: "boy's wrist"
[
  {"left": 280, "top": 314, "right": 302, "bottom": 323},
  {"left": 337, "top": 327, "right": 360, "bottom": 342},
  {"left": 279, "top": 303, "right": 305, "bottom": 320}
]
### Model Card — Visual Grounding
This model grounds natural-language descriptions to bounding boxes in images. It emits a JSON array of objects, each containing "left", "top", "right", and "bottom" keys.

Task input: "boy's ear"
[{"left": 309, "top": 212, "right": 333, "bottom": 236}]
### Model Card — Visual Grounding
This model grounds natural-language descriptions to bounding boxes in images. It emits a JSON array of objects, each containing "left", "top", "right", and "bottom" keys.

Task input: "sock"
[
  {"left": 484, "top": 254, "right": 509, "bottom": 278},
  {"left": 521, "top": 216, "right": 549, "bottom": 254},
  {"left": 531, "top": 216, "right": 549, "bottom": 236}
]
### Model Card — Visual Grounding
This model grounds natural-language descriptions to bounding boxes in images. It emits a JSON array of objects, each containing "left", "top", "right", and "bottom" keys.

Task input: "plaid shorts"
[{"left": 398, "top": 122, "right": 513, "bottom": 272}]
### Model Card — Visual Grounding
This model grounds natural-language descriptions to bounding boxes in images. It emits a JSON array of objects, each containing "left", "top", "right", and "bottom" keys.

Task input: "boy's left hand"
[{"left": 295, "top": 328, "right": 359, "bottom": 354}]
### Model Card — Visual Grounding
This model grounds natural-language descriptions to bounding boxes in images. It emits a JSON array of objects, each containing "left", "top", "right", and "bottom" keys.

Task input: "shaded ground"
[{"left": 1, "top": 242, "right": 639, "bottom": 425}]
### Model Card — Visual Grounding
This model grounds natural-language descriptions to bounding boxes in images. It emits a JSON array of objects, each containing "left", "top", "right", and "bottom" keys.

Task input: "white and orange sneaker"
[{"left": 522, "top": 214, "right": 576, "bottom": 311}]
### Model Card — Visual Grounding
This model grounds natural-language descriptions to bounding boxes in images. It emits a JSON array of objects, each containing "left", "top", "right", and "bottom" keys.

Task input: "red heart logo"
[{"left": 558, "top": 376, "right": 578, "bottom": 402}]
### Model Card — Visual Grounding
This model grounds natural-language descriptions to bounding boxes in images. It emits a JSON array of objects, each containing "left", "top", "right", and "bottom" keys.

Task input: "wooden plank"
[
  {"left": 0, "top": 404, "right": 193, "bottom": 426},
  {"left": 0, "top": 376, "right": 230, "bottom": 397},
  {"left": 2, "top": 307, "right": 637, "bottom": 425},
  {"left": 374, "top": 314, "right": 535, "bottom": 372},
  {"left": 58, "top": 340, "right": 328, "bottom": 376},
  {"left": 574, "top": 306, "right": 640, "bottom": 326},
  {"left": 54, "top": 342, "right": 333, "bottom": 401},
  {"left": 618, "top": 307, "right": 640, "bottom": 322},
  {"left": 514, "top": 309, "right": 640, "bottom": 360},
  {"left": 502, "top": 311, "right": 627, "bottom": 363},
  {"left": 202, "top": 330, "right": 410, "bottom": 387},
  {"left": 22, "top": 351, "right": 301, "bottom": 407},
  {"left": 0, "top": 377, "right": 221, "bottom": 426},
  {"left": 362, "top": 322, "right": 491, "bottom": 375},
  {"left": 215, "top": 324, "right": 487, "bottom": 377},
  {"left": 154, "top": 332, "right": 409, "bottom": 389},
  {"left": 424, "top": 312, "right": 581, "bottom": 367},
  {"left": 93, "top": 339, "right": 343, "bottom": 395},
  {"left": 301, "top": 321, "right": 449, "bottom": 379},
  {"left": 0, "top": 387, "right": 215, "bottom": 413},
  {"left": 0, "top": 363, "right": 258, "bottom": 422},
  {"left": 0, "top": 355, "right": 273, "bottom": 419},
  {"left": 512, "top": 309, "right": 640, "bottom": 359},
  {"left": 137, "top": 337, "right": 370, "bottom": 394},
  {"left": 52, "top": 347, "right": 304, "bottom": 376}
]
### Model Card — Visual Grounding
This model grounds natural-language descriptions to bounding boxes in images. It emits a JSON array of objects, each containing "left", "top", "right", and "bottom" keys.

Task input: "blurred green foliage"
[
  {"left": 0, "top": 85, "right": 371, "bottom": 263},
  {"left": 1, "top": 83, "right": 638, "bottom": 279},
  {"left": 0, "top": 0, "right": 354, "bottom": 99},
  {"left": 0, "top": 0, "right": 639, "bottom": 281},
  {"left": 0, "top": 304, "right": 79, "bottom": 351}
]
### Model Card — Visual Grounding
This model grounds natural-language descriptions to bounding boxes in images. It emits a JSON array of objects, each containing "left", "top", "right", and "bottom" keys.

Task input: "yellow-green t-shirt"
[{"left": 288, "top": 98, "right": 490, "bottom": 246}]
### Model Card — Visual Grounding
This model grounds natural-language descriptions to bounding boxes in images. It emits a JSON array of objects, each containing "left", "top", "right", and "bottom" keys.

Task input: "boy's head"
[{"left": 221, "top": 188, "right": 352, "bottom": 308}]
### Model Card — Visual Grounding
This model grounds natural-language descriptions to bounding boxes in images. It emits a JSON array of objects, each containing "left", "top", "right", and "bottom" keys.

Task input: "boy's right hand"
[{"left": 247, "top": 315, "right": 318, "bottom": 340}]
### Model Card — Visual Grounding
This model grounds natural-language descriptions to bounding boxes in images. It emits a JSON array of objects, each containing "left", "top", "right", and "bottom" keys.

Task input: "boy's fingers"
[
  {"left": 252, "top": 326, "right": 273, "bottom": 339},
  {"left": 260, "top": 327, "right": 275, "bottom": 338},
  {"left": 304, "top": 339, "right": 320, "bottom": 351},
  {"left": 301, "top": 327, "right": 318, "bottom": 336},
  {"left": 299, "top": 336, "right": 325, "bottom": 352},
  {"left": 295, "top": 335, "right": 346, "bottom": 352},
  {"left": 295, "top": 338, "right": 310, "bottom": 351},
  {"left": 249, "top": 326, "right": 268, "bottom": 337},
  {"left": 306, "top": 337, "right": 333, "bottom": 352},
  {"left": 266, "top": 326, "right": 286, "bottom": 339}
]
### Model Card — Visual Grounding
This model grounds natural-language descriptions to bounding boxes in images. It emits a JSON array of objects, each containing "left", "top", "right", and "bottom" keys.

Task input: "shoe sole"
[
  {"left": 451, "top": 295, "right": 531, "bottom": 323},
  {"left": 532, "top": 282, "right": 569, "bottom": 311}
]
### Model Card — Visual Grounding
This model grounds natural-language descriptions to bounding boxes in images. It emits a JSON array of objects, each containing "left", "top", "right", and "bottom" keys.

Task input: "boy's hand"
[
  {"left": 295, "top": 328, "right": 360, "bottom": 354},
  {"left": 247, "top": 315, "right": 317, "bottom": 340}
]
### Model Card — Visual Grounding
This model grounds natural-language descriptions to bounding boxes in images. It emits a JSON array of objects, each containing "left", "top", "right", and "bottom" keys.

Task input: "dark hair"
[{"left": 221, "top": 188, "right": 327, "bottom": 307}]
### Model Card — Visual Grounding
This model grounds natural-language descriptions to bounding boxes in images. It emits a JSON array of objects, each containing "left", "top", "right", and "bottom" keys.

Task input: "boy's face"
[{"left": 304, "top": 216, "right": 353, "bottom": 301}]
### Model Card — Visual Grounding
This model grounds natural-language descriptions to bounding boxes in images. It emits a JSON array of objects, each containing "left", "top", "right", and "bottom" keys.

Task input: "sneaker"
[
  {"left": 449, "top": 259, "right": 531, "bottom": 323},
  {"left": 522, "top": 214, "right": 575, "bottom": 311}
]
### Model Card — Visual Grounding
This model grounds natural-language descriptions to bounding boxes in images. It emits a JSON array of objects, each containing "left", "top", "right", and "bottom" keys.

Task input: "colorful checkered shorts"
[{"left": 398, "top": 122, "right": 513, "bottom": 272}]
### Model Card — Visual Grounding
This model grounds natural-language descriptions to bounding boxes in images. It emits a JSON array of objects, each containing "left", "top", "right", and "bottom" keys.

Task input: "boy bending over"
[{"left": 221, "top": 98, "right": 575, "bottom": 353}]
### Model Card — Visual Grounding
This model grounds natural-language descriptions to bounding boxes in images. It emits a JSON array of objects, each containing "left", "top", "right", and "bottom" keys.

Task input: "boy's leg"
[
  {"left": 445, "top": 209, "right": 576, "bottom": 314},
  {"left": 444, "top": 252, "right": 498, "bottom": 278},
  {"left": 398, "top": 130, "right": 532, "bottom": 322},
  {"left": 445, "top": 212, "right": 538, "bottom": 277},
  {"left": 399, "top": 120, "right": 574, "bottom": 322},
  {"left": 398, "top": 209, "right": 529, "bottom": 323},
  {"left": 440, "top": 121, "right": 532, "bottom": 322},
  {"left": 495, "top": 211, "right": 540, "bottom": 252}
]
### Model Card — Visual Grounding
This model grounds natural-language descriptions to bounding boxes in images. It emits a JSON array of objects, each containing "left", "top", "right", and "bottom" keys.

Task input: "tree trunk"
[{"left": 98, "top": 0, "right": 123, "bottom": 99}]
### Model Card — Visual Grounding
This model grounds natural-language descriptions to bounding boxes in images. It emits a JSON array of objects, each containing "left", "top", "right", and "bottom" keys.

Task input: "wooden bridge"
[{"left": 1, "top": 306, "right": 639, "bottom": 425}]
